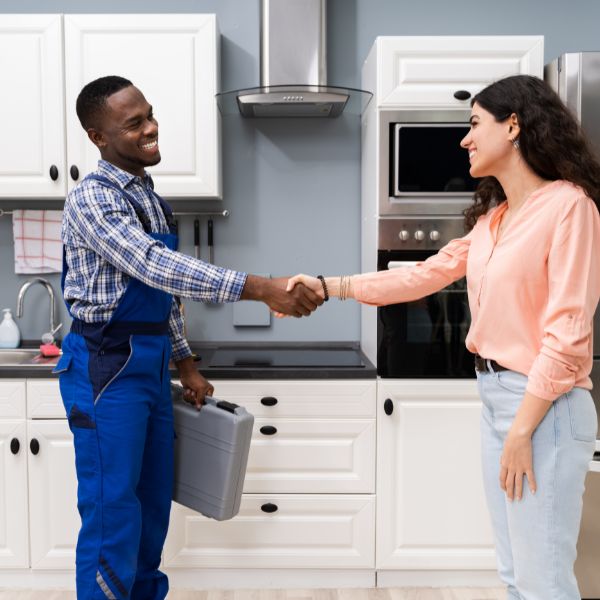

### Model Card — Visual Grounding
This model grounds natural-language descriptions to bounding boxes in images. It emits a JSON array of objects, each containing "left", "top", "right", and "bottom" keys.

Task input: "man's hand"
[
  {"left": 241, "top": 275, "right": 323, "bottom": 317},
  {"left": 175, "top": 356, "right": 214, "bottom": 409}
]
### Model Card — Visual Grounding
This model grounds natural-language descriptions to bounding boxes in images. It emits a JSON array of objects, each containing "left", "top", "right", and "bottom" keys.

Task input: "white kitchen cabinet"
[
  {"left": 376, "top": 379, "right": 496, "bottom": 570},
  {"left": 0, "top": 14, "right": 221, "bottom": 199},
  {"left": 64, "top": 14, "right": 221, "bottom": 198},
  {"left": 0, "top": 381, "right": 28, "bottom": 568},
  {"left": 164, "top": 380, "right": 377, "bottom": 569},
  {"left": 0, "top": 15, "right": 66, "bottom": 198},
  {"left": 26, "top": 380, "right": 78, "bottom": 570},
  {"left": 364, "top": 36, "right": 544, "bottom": 109},
  {"left": 0, "top": 379, "right": 78, "bottom": 571},
  {"left": 27, "top": 419, "right": 78, "bottom": 569}
]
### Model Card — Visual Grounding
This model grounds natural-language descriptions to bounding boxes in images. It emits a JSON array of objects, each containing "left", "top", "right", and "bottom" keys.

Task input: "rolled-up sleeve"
[
  {"left": 169, "top": 299, "right": 192, "bottom": 362},
  {"left": 527, "top": 196, "right": 600, "bottom": 400},
  {"left": 353, "top": 233, "right": 471, "bottom": 306}
]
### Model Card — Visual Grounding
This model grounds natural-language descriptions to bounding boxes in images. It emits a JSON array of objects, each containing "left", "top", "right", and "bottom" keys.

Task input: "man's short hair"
[{"left": 76, "top": 75, "right": 133, "bottom": 130}]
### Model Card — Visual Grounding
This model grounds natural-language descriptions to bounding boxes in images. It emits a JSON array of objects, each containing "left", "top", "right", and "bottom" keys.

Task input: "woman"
[{"left": 287, "top": 75, "right": 600, "bottom": 599}]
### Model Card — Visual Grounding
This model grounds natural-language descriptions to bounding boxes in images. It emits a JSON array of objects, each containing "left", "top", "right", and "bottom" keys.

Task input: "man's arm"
[{"left": 67, "top": 184, "right": 322, "bottom": 316}]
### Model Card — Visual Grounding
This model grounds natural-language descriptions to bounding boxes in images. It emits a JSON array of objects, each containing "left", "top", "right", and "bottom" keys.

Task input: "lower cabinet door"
[
  {"left": 376, "top": 380, "right": 496, "bottom": 570},
  {"left": 163, "top": 494, "right": 376, "bottom": 569},
  {"left": 0, "top": 420, "right": 29, "bottom": 568},
  {"left": 28, "top": 419, "right": 79, "bottom": 569}
]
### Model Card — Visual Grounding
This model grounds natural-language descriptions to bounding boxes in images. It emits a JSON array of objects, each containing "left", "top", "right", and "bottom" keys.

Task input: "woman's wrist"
[{"left": 325, "top": 276, "right": 354, "bottom": 299}]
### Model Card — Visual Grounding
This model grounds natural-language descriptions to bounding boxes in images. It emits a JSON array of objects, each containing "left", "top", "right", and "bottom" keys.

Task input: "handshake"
[{"left": 241, "top": 274, "right": 353, "bottom": 317}]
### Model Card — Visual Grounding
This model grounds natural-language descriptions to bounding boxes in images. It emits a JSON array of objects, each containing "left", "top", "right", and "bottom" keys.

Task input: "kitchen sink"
[{"left": 0, "top": 348, "right": 59, "bottom": 367}]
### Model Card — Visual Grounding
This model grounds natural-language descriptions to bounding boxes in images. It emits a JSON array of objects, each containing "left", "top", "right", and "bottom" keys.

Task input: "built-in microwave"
[{"left": 378, "top": 110, "right": 477, "bottom": 216}]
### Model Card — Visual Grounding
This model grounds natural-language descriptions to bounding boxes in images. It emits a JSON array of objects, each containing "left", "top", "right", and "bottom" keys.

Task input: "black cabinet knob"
[
  {"left": 260, "top": 396, "right": 278, "bottom": 406},
  {"left": 30, "top": 439, "right": 40, "bottom": 455},
  {"left": 260, "top": 425, "right": 277, "bottom": 436},
  {"left": 261, "top": 503, "right": 278, "bottom": 513},
  {"left": 49, "top": 165, "right": 59, "bottom": 181},
  {"left": 70, "top": 165, "right": 80, "bottom": 181},
  {"left": 10, "top": 438, "right": 20, "bottom": 455},
  {"left": 453, "top": 90, "right": 471, "bottom": 101},
  {"left": 384, "top": 398, "right": 394, "bottom": 416}
]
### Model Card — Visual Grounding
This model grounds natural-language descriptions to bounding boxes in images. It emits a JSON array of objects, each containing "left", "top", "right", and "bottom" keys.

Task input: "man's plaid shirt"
[{"left": 62, "top": 160, "right": 247, "bottom": 361}]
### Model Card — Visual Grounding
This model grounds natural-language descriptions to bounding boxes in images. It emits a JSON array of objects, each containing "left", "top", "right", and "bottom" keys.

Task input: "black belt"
[
  {"left": 474, "top": 354, "right": 508, "bottom": 373},
  {"left": 71, "top": 318, "right": 169, "bottom": 337}
]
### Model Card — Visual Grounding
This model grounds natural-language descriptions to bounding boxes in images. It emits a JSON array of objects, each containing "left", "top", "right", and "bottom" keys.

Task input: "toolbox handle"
[
  {"left": 217, "top": 400, "right": 239, "bottom": 413},
  {"left": 261, "top": 503, "right": 278, "bottom": 513},
  {"left": 260, "top": 425, "right": 277, "bottom": 436}
]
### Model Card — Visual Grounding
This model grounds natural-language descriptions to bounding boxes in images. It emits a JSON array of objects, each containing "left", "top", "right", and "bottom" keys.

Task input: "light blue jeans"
[{"left": 477, "top": 367, "right": 597, "bottom": 600}]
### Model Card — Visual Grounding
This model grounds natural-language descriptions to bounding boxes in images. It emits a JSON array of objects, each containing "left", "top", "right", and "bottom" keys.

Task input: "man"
[{"left": 55, "top": 75, "right": 321, "bottom": 600}]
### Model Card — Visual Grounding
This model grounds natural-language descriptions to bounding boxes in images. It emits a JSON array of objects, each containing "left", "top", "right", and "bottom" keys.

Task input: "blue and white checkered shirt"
[{"left": 62, "top": 160, "right": 247, "bottom": 362}]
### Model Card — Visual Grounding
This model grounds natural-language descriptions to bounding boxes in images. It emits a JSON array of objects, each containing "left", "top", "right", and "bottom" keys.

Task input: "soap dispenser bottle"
[{"left": 0, "top": 308, "right": 21, "bottom": 349}]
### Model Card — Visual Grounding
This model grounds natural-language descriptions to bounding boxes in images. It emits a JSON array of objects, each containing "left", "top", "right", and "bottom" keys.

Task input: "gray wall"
[{"left": 1, "top": 0, "right": 599, "bottom": 343}]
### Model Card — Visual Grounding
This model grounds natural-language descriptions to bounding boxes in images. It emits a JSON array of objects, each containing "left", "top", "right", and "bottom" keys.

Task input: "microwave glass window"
[{"left": 393, "top": 126, "right": 478, "bottom": 194}]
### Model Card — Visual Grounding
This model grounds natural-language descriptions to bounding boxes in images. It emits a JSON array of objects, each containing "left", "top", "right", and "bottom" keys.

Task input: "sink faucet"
[{"left": 16, "top": 278, "right": 62, "bottom": 343}]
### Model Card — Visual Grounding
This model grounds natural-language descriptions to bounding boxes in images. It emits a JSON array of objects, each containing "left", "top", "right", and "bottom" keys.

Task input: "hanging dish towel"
[{"left": 12, "top": 210, "right": 63, "bottom": 274}]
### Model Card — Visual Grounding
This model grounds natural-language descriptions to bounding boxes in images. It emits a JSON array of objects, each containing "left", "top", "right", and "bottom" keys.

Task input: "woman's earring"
[{"left": 512, "top": 138, "right": 520, "bottom": 150}]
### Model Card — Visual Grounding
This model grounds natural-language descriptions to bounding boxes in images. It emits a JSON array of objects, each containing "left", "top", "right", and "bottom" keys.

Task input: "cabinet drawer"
[
  {"left": 245, "top": 418, "right": 375, "bottom": 493},
  {"left": 212, "top": 380, "right": 376, "bottom": 418},
  {"left": 0, "top": 380, "right": 26, "bottom": 419},
  {"left": 27, "top": 380, "right": 64, "bottom": 419},
  {"left": 164, "top": 494, "right": 375, "bottom": 569}
]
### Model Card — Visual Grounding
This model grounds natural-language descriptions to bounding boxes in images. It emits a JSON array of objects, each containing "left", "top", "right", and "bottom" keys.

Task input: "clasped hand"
[{"left": 271, "top": 274, "right": 325, "bottom": 318}]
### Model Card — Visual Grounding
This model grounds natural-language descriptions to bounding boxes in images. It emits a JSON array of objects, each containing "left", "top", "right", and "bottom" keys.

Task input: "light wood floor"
[{"left": 0, "top": 589, "right": 506, "bottom": 600}]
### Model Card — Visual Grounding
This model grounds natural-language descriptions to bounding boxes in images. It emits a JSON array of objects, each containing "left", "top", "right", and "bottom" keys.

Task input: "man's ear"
[{"left": 87, "top": 128, "right": 106, "bottom": 149}]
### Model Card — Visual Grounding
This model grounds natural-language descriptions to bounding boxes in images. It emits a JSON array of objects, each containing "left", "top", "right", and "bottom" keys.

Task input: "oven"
[
  {"left": 379, "top": 110, "right": 476, "bottom": 217},
  {"left": 376, "top": 216, "right": 473, "bottom": 378}
]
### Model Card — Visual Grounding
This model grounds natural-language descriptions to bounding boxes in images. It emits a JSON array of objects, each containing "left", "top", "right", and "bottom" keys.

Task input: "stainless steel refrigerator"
[{"left": 545, "top": 52, "right": 600, "bottom": 600}]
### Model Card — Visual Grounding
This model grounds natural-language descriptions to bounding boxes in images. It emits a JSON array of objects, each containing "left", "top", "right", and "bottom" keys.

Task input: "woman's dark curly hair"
[{"left": 463, "top": 75, "right": 600, "bottom": 230}]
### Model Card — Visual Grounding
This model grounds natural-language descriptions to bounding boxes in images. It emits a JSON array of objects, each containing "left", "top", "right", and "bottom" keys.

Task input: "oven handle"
[{"left": 387, "top": 261, "right": 419, "bottom": 269}]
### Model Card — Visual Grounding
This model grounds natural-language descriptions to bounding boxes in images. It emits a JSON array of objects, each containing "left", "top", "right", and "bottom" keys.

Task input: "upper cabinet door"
[
  {"left": 0, "top": 15, "right": 66, "bottom": 198},
  {"left": 64, "top": 14, "right": 221, "bottom": 199},
  {"left": 375, "top": 36, "right": 544, "bottom": 109}
]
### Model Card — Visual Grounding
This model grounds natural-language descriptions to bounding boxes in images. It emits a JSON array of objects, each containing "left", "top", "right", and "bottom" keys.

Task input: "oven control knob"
[
  {"left": 429, "top": 230, "right": 440, "bottom": 242},
  {"left": 414, "top": 230, "right": 425, "bottom": 242},
  {"left": 398, "top": 230, "right": 410, "bottom": 242}
]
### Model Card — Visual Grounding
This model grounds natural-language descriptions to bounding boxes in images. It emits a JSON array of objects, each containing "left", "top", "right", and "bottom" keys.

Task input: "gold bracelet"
[{"left": 339, "top": 275, "right": 348, "bottom": 301}]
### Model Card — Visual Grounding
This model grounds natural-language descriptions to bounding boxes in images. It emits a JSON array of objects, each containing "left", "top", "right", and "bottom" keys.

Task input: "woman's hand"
[
  {"left": 499, "top": 428, "right": 537, "bottom": 500},
  {"left": 286, "top": 274, "right": 323, "bottom": 296}
]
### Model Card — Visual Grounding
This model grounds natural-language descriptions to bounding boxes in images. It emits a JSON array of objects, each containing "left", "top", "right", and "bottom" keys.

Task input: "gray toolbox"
[{"left": 171, "top": 384, "right": 254, "bottom": 521}]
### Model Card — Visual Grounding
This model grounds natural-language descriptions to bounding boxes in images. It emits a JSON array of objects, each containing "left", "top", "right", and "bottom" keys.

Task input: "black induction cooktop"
[{"left": 209, "top": 347, "right": 366, "bottom": 368}]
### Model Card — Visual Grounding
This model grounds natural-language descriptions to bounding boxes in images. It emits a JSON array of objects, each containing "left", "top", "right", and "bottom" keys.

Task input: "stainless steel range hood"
[{"left": 216, "top": 0, "right": 371, "bottom": 118}]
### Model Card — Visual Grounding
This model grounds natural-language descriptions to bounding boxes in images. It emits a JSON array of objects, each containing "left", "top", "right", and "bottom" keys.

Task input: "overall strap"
[
  {"left": 148, "top": 180, "right": 177, "bottom": 235},
  {"left": 85, "top": 173, "right": 153, "bottom": 233}
]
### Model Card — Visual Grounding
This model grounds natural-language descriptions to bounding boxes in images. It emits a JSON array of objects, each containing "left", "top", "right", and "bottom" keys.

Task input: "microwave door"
[{"left": 392, "top": 124, "right": 476, "bottom": 198}]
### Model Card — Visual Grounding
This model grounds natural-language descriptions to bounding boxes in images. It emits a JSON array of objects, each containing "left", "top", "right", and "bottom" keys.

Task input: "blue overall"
[{"left": 54, "top": 174, "right": 178, "bottom": 599}]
